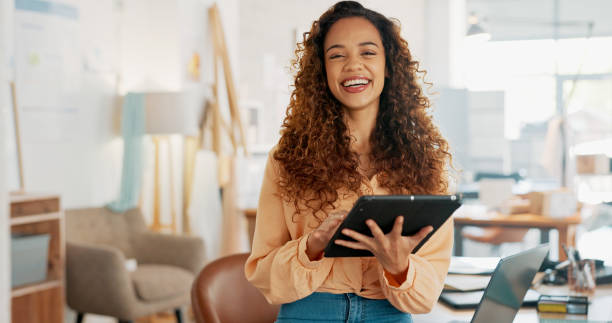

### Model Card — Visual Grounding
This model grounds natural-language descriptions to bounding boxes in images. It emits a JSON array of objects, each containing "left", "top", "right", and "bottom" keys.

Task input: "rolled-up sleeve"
[
  {"left": 244, "top": 153, "right": 334, "bottom": 304},
  {"left": 377, "top": 217, "right": 454, "bottom": 313}
]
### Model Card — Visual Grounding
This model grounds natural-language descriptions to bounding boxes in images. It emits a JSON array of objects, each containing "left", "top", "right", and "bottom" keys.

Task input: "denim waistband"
[{"left": 275, "top": 292, "right": 412, "bottom": 323}]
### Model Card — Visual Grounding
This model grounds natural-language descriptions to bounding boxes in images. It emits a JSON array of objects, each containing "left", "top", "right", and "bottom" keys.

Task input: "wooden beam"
[
  {"left": 10, "top": 81, "right": 25, "bottom": 192},
  {"left": 208, "top": 4, "right": 248, "bottom": 155}
]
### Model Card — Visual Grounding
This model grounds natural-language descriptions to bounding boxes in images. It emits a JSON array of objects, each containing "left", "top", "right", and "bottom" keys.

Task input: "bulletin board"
[{"left": 13, "top": 0, "right": 81, "bottom": 145}]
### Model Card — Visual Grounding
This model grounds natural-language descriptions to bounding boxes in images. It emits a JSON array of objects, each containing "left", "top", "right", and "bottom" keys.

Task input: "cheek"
[{"left": 325, "top": 66, "right": 340, "bottom": 92}]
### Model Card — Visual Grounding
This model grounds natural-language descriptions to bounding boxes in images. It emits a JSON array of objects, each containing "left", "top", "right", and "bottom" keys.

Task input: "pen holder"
[{"left": 567, "top": 259, "right": 596, "bottom": 293}]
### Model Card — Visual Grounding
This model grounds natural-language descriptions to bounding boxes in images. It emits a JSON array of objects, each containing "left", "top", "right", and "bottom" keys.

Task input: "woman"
[{"left": 245, "top": 1, "right": 453, "bottom": 322}]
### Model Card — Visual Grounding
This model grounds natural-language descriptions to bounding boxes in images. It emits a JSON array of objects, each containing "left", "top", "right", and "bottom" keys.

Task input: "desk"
[
  {"left": 414, "top": 283, "right": 612, "bottom": 323},
  {"left": 454, "top": 213, "right": 581, "bottom": 261}
]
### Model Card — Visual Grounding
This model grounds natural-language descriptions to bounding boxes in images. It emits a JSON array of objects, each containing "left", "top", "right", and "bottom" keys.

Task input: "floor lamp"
[{"left": 143, "top": 91, "right": 202, "bottom": 233}]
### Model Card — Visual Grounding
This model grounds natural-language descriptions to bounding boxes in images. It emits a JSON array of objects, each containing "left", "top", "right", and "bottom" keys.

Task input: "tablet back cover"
[{"left": 324, "top": 195, "right": 461, "bottom": 257}]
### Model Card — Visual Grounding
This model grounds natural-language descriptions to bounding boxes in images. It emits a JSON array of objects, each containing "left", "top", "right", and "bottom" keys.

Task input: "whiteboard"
[{"left": 14, "top": 0, "right": 81, "bottom": 144}]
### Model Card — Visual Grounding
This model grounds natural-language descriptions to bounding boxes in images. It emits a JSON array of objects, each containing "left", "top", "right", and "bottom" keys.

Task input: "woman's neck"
[{"left": 343, "top": 105, "right": 378, "bottom": 155}]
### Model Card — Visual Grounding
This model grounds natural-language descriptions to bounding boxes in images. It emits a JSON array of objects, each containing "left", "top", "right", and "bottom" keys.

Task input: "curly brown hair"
[{"left": 274, "top": 1, "right": 452, "bottom": 220}]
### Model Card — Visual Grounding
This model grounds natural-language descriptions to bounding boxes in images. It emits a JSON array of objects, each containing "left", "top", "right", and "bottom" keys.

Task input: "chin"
[{"left": 340, "top": 99, "right": 378, "bottom": 111}]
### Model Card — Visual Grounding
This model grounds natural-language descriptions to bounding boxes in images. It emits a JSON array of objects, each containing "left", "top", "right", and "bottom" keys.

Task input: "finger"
[
  {"left": 327, "top": 218, "right": 344, "bottom": 233},
  {"left": 320, "top": 217, "right": 343, "bottom": 232},
  {"left": 412, "top": 226, "right": 434, "bottom": 243},
  {"left": 366, "top": 219, "right": 386, "bottom": 241},
  {"left": 335, "top": 239, "right": 370, "bottom": 251},
  {"left": 341, "top": 229, "right": 374, "bottom": 249},
  {"left": 330, "top": 210, "right": 349, "bottom": 218},
  {"left": 391, "top": 216, "right": 404, "bottom": 239}
]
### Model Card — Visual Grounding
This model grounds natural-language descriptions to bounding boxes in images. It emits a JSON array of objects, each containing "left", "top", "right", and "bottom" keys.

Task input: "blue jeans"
[{"left": 276, "top": 292, "right": 413, "bottom": 323}]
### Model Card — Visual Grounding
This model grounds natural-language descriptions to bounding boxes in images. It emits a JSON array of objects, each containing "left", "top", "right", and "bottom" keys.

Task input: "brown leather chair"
[{"left": 191, "top": 253, "right": 280, "bottom": 323}]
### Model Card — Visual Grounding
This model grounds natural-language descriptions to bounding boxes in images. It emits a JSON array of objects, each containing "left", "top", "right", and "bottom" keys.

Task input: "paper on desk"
[
  {"left": 444, "top": 274, "right": 491, "bottom": 292},
  {"left": 448, "top": 256, "right": 500, "bottom": 275}
]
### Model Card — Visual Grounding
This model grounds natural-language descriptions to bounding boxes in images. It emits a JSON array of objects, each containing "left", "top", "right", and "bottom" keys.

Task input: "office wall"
[
  {"left": 11, "top": 0, "right": 239, "bottom": 213},
  {"left": 0, "top": 0, "right": 13, "bottom": 320},
  {"left": 119, "top": 0, "right": 239, "bottom": 230},
  {"left": 11, "top": 0, "right": 122, "bottom": 208},
  {"left": 238, "top": 0, "right": 426, "bottom": 146},
  {"left": 424, "top": 0, "right": 466, "bottom": 88}
]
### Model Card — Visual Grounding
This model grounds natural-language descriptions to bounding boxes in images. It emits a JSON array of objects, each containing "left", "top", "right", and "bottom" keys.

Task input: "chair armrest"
[
  {"left": 66, "top": 242, "right": 136, "bottom": 318},
  {"left": 134, "top": 232, "right": 205, "bottom": 274}
]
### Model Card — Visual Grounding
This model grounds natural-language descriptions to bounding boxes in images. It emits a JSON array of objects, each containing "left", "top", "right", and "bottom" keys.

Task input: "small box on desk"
[
  {"left": 528, "top": 190, "right": 577, "bottom": 217},
  {"left": 11, "top": 233, "right": 50, "bottom": 287},
  {"left": 537, "top": 295, "right": 588, "bottom": 314},
  {"left": 576, "top": 154, "right": 611, "bottom": 174}
]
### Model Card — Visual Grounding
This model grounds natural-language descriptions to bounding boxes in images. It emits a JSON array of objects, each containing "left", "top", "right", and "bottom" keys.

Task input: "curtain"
[{"left": 107, "top": 93, "right": 145, "bottom": 212}]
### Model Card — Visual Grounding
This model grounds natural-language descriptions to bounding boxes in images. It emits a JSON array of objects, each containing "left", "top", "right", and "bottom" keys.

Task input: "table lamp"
[{"left": 143, "top": 91, "right": 203, "bottom": 233}]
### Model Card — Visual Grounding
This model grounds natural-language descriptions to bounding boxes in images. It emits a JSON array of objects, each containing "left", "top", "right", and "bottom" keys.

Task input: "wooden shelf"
[
  {"left": 10, "top": 212, "right": 61, "bottom": 226},
  {"left": 11, "top": 277, "right": 62, "bottom": 298},
  {"left": 9, "top": 193, "right": 64, "bottom": 323}
]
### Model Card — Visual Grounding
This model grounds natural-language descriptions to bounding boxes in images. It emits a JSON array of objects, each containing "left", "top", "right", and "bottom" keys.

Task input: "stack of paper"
[
  {"left": 444, "top": 274, "right": 491, "bottom": 292},
  {"left": 448, "top": 256, "right": 500, "bottom": 275}
]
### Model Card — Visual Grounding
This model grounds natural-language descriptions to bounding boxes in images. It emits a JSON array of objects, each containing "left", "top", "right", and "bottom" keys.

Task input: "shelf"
[
  {"left": 9, "top": 192, "right": 64, "bottom": 323},
  {"left": 10, "top": 212, "right": 61, "bottom": 226},
  {"left": 10, "top": 193, "right": 58, "bottom": 203},
  {"left": 11, "top": 277, "right": 62, "bottom": 298}
]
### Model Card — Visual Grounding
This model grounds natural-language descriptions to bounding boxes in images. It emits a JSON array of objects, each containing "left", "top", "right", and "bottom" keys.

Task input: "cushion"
[
  {"left": 65, "top": 207, "right": 146, "bottom": 258},
  {"left": 130, "top": 264, "right": 194, "bottom": 302}
]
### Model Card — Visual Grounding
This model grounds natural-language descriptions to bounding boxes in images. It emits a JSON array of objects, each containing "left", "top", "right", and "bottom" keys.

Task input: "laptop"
[{"left": 441, "top": 244, "right": 550, "bottom": 323}]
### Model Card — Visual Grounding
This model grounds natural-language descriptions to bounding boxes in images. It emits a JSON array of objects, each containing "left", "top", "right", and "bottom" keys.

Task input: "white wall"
[
  {"left": 12, "top": 0, "right": 122, "bottom": 209},
  {"left": 238, "top": 0, "right": 426, "bottom": 146},
  {"left": 119, "top": 0, "right": 239, "bottom": 229},
  {"left": 9, "top": 0, "right": 244, "bottom": 212},
  {"left": 0, "top": 0, "right": 13, "bottom": 320},
  {"left": 424, "top": 0, "right": 466, "bottom": 88}
]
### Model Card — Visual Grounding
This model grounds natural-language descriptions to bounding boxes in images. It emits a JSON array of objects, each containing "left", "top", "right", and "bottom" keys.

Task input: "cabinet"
[{"left": 10, "top": 193, "right": 64, "bottom": 323}]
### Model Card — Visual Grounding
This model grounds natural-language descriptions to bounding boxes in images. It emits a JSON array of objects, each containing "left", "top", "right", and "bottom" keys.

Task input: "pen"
[
  {"left": 573, "top": 247, "right": 582, "bottom": 263},
  {"left": 555, "top": 260, "right": 570, "bottom": 270},
  {"left": 562, "top": 244, "right": 573, "bottom": 262},
  {"left": 584, "top": 262, "right": 595, "bottom": 290}
]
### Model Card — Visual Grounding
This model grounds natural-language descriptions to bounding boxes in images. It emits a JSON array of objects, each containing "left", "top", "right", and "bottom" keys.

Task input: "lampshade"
[{"left": 143, "top": 91, "right": 203, "bottom": 136}]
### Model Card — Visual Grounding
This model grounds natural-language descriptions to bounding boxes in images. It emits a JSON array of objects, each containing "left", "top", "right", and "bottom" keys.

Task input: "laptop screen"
[{"left": 471, "top": 244, "right": 549, "bottom": 323}]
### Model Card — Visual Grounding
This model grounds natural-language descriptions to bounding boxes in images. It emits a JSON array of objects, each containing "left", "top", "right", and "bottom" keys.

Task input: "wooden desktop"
[{"left": 454, "top": 213, "right": 582, "bottom": 261}]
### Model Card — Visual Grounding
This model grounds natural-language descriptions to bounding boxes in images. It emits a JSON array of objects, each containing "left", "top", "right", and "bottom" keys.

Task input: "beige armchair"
[{"left": 65, "top": 207, "right": 205, "bottom": 323}]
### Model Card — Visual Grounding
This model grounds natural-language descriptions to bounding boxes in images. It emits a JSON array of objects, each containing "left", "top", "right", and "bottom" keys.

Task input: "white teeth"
[{"left": 343, "top": 79, "right": 369, "bottom": 87}]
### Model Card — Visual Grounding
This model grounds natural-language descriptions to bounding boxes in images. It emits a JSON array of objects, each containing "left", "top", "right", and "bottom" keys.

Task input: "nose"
[{"left": 343, "top": 55, "right": 364, "bottom": 72}]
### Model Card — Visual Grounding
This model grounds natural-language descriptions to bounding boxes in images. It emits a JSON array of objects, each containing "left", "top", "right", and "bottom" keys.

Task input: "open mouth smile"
[{"left": 341, "top": 77, "right": 371, "bottom": 93}]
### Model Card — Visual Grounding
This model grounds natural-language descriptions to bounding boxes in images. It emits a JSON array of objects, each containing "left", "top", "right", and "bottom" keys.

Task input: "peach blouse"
[{"left": 244, "top": 150, "right": 454, "bottom": 314}]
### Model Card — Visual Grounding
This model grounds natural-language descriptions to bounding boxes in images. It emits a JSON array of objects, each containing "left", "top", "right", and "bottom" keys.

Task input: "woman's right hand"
[{"left": 305, "top": 210, "right": 348, "bottom": 261}]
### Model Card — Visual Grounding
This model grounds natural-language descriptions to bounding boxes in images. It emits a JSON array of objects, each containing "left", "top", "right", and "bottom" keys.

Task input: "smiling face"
[{"left": 324, "top": 17, "right": 386, "bottom": 114}]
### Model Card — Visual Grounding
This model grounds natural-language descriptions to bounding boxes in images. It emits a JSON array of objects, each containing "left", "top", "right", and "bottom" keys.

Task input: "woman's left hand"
[{"left": 335, "top": 216, "right": 433, "bottom": 278}]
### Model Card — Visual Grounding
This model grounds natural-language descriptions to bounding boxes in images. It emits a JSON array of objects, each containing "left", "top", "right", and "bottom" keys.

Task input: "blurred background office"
[{"left": 1, "top": 0, "right": 612, "bottom": 322}]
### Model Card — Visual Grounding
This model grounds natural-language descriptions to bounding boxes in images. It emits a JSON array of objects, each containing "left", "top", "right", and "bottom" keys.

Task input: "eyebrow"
[{"left": 326, "top": 41, "right": 379, "bottom": 53}]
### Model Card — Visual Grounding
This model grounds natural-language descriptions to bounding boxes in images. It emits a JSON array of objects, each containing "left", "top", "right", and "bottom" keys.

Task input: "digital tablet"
[{"left": 324, "top": 195, "right": 461, "bottom": 257}]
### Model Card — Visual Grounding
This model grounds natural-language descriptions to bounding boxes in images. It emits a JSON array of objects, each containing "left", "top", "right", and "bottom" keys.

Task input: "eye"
[
  {"left": 362, "top": 51, "right": 376, "bottom": 56},
  {"left": 329, "top": 54, "right": 344, "bottom": 59}
]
